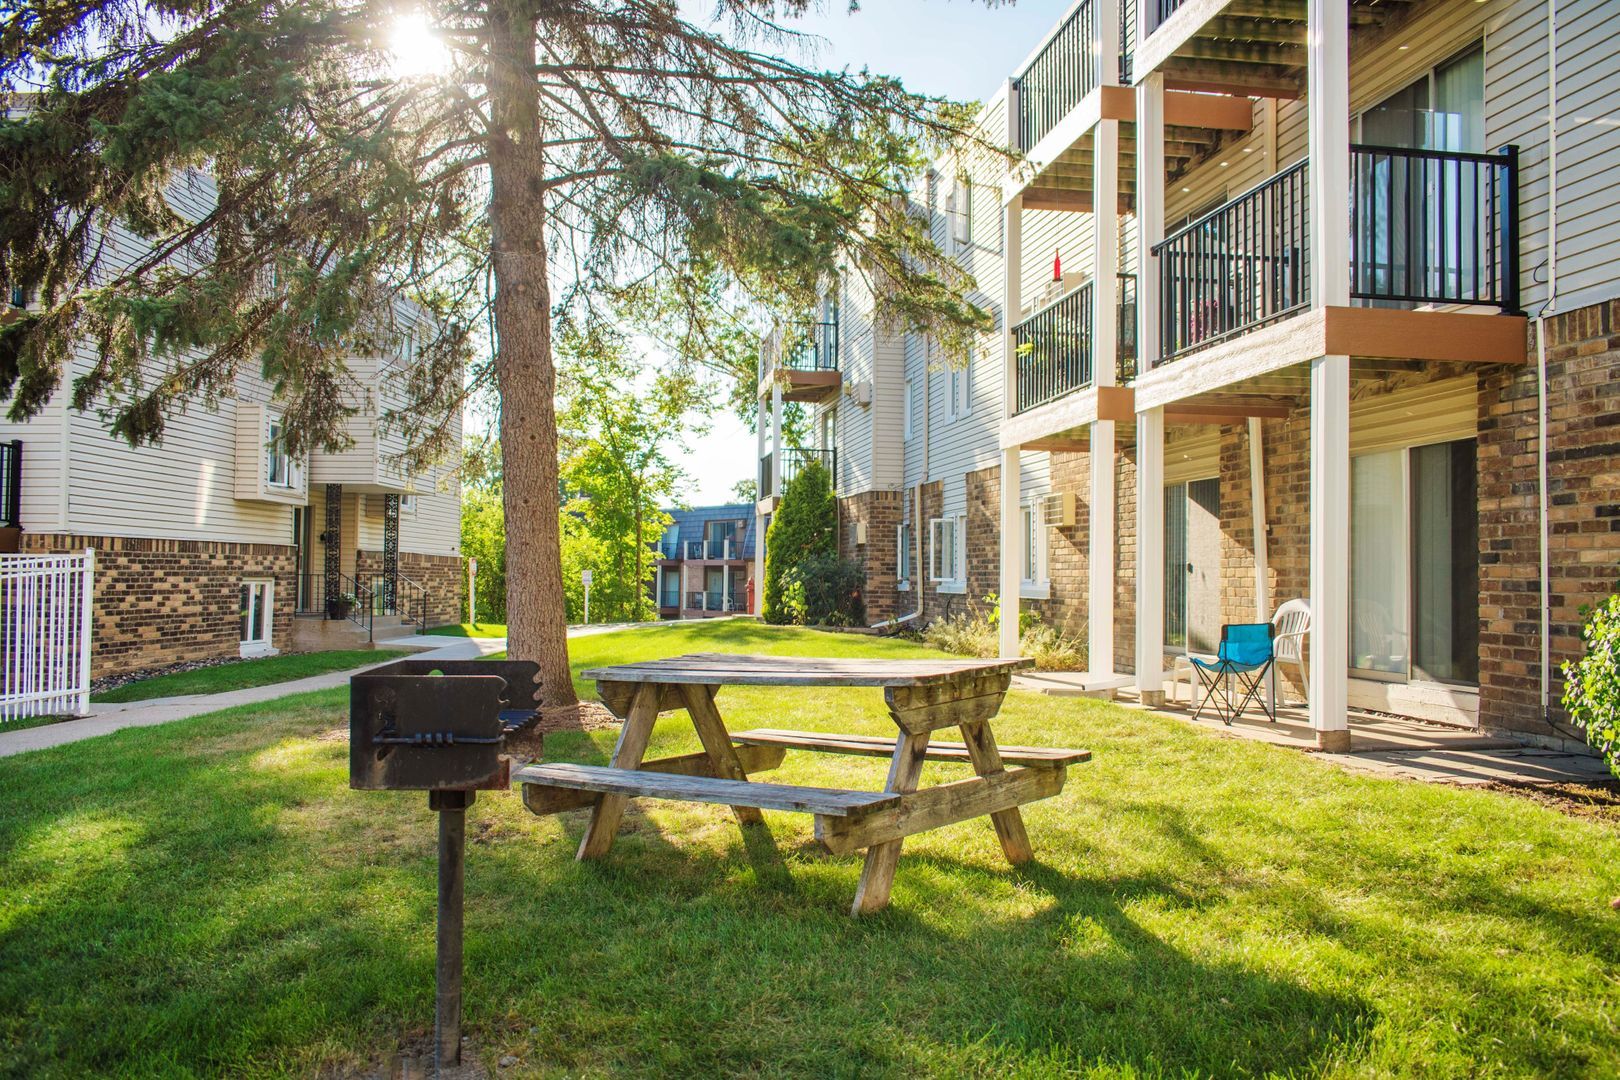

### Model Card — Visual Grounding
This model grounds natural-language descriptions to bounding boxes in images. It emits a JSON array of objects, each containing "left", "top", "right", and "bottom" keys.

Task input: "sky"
[{"left": 665, "top": 0, "right": 1073, "bottom": 506}]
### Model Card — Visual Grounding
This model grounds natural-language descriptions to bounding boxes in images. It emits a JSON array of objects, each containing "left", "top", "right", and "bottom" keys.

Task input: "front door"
[{"left": 292, "top": 507, "right": 314, "bottom": 611}]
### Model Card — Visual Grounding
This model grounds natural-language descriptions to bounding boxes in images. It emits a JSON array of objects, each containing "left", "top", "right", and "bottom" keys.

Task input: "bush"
[
  {"left": 762, "top": 458, "right": 836, "bottom": 624},
  {"left": 1562, "top": 588, "right": 1620, "bottom": 779},
  {"left": 922, "top": 605, "right": 1086, "bottom": 672},
  {"left": 784, "top": 552, "right": 866, "bottom": 628}
]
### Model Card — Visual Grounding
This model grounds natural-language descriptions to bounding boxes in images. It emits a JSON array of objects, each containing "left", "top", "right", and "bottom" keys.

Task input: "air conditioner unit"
[
  {"left": 1039, "top": 491, "right": 1076, "bottom": 528},
  {"left": 850, "top": 521, "right": 868, "bottom": 546}
]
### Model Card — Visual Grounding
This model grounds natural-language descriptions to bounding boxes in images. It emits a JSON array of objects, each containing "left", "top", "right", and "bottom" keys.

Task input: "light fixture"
[
  {"left": 1242, "top": 147, "right": 1253, "bottom": 153},
  {"left": 1219, "top": 161, "right": 1229, "bottom": 167}
]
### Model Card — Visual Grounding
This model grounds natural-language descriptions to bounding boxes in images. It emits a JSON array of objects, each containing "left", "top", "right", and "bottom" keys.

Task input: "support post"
[
  {"left": 1090, "top": 112, "right": 1121, "bottom": 681},
  {"left": 1136, "top": 74, "right": 1165, "bottom": 374},
  {"left": 1308, "top": 0, "right": 1351, "bottom": 751},
  {"left": 1135, "top": 407, "right": 1165, "bottom": 704},
  {"left": 429, "top": 788, "right": 472, "bottom": 1071}
]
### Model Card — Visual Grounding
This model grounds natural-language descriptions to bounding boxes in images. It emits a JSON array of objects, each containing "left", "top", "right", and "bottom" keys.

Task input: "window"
[
  {"left": 399, "top": 493, "right": 418, "bottom": 514},
  {"left": 1358, "top": 43, "right": 1483, "bottom": 153},
  {"left": 946, "top": 345, "right": 972, "bottom": 421},
  {"left": 903, "top": 378, "right": 915, "bottom": 439},
  {"left": 239, "top": 579, "right": 274, "bottom": 656},
  {"left": 950, "top": 175, "right": 972, "bottom": 251},
  {"left": 1020, "top": 504, "right": 1048, "bottom": 587},
  {"left": 897, "top": 523, "right": 913, "bottom": 588},
  {"left": 929, "top": 515, "right": 964, "bottom": 583},
  {"left": 264, "top": 419, "right": 295, "bottom": 488}
]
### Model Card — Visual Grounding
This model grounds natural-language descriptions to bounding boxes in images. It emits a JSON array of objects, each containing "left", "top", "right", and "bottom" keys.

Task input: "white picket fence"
[{"left": 1, "top": 550, "right": 95, "bottom": 722}]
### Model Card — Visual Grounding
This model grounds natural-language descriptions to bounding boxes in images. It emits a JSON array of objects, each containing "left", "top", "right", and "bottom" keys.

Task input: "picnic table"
[{"left": 514, "top": 653, "right": 1090, "bottom": 914}]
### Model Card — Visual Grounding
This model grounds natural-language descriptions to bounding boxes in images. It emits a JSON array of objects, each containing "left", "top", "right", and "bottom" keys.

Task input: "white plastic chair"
[{"left": 1269, "top": 598, "right": 1311, "bottom": 712}]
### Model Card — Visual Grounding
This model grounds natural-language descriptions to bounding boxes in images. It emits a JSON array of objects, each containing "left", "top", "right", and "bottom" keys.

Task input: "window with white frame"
[
  {"left": 929, "top": 515, "right": 964, "bottom": 583},
  {"left": 1020, "top": 504, "right": 1048, "bottom": 587},
  {"left": 399, "top": 493, "right": 418, "bottom": 514},
  {"left": 946, "top": 345, "right": 972, "bottom": 420},
  {"left": 903, "top": 378, "right": 915, "bottom": 439},
  {"left": 950, "top": 174, "right": 972, "bottom": 251},
  {"left": 239, "top": 579, "right": 274, "bottom": 654},
  {"left": 264, "top": 418, "right": 295, "bottom": 488},
  {"left": 897, "top": 522, "right": 912, "bottom": 588}
]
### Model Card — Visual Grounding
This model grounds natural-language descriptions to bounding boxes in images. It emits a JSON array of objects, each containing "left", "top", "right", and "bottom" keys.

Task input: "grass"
[
  {"left": 427, "top": 622, "right": 508, "bottom": 638},
  {"left": 1, "top": 620, "right": 1617, "bottom": 1077},
  {"left": 92, "top": 649, "right": 412, "bottom": 704}
]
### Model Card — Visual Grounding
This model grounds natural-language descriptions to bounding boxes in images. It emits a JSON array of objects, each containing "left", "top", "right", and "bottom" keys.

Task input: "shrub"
[
  {"left": 787, "top": 552, "right": 867, "bottom": 627},
  {"left": 923, "top": 605, "right": 1087, "bottom": 672},
  {"left": 1562, "top": 588, "right": 1620, "bottom": 779},
  {"left": 762, "top": 458, "right": 835, "bottom": 624}
]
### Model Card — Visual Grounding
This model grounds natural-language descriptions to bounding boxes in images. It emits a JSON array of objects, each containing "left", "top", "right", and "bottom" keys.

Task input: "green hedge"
[{"left": 1563, "top": 587, "right": 1620, "bottom": 780}]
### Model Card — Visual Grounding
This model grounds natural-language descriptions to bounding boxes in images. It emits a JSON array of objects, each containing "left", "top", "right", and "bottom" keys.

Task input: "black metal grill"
[{"left": 1017, "top": 0, "right": 1096, "bottom": 151}]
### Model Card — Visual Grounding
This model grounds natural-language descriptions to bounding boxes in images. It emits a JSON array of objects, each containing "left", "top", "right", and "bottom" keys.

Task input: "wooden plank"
[
  {"left": 520, "top": 744, "right": 787, "bottom": 816},
  {"left": 577, "top": 683, "right": 660, "bottom": 859},
  {"left": 516, "top": 763, "right": 900, "bottom": 817},
  {"left": 959, "top": 722, "right": 1035, "bottom": 865},
  {"left": 1321, "top": 307, "right": 1529, "bottom": 366},
  {"left": 885, "top": 674, "right": 1013, "bottom": 734},
  {"left": 851, "top": 731, "right": 931, "bottom": 915},
  {"left": 679, "top": 683, "right": 765, "bottom": 827},
  {"left": 815, "top": 766, "right": 1067, "bottom": 856},
  {"left": 731, "top": 728, "right": 1090, "bottom": 768},
  {"left": 582, "top": 654, "right": 1031, "bottom": 688}
]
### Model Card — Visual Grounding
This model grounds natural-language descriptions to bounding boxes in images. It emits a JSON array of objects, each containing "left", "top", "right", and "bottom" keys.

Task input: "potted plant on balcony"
[{"left": 327, "top": 591, "right": 358, "bottom": 620}]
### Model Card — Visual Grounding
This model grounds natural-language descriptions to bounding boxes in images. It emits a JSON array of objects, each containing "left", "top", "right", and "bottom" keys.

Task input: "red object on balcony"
[{"left": 1053, "top": 249, "right": 1062, "bottom": 281}]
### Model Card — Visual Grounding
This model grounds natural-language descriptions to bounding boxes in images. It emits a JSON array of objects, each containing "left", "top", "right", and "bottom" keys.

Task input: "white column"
[
  {"left": 1308, "top": 0, "right": 1351, "bottom": 750},
  {"left": 1090, "top": 114, "right": 1120, "bottom": 680},
  {"left": 1248, "top": 418, "right": 1271, "bottom": 622},
  {"left": 1136, "top": 73, "right": 1165, "bottom": 374},
  {"left": 1097, "top": 0, "right": 1120, "bottom": 87},
  {"left": 1135, "top": 407, "right": 1165, "bottom": 703},
  {"left": 999, "top": 448, "right": 1022, "bottom": 658},
  {"left": 999, "top": 193, "right": 1025, "bottom": 660}
]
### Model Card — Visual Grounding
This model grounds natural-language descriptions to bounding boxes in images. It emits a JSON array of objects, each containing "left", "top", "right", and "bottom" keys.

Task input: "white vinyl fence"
[{"left": 2, "top": 550, "right": 95, "bottom": 722}]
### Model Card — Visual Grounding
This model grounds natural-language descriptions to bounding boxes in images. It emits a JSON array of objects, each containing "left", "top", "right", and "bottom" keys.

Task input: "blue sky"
[{"left": 669, "top": 0, "right": 1071, "bottom": 505}]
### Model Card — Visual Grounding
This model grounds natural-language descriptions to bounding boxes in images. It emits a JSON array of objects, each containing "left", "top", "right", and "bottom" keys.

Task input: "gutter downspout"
[{"left": 1537, "top": 0, "right": 1557, "bottom": 722}]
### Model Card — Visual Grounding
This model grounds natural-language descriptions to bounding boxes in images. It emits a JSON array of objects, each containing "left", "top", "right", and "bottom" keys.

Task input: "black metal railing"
[
  {"left": 1153, "top": 0, "right": 1188, "bottom": 32},
  {"left": 1350, "top": 144, "right": 1520, "bottom": 313},
  {"left": 295, "top": 571, "right": 374, "bottom": 638},
  {"left": 781, "top": 320, "right": 839, "bottom": 372},
  {"left": 658, "top": 588, "right": 679, "bottom": 608},
  {"left": 0, "top": 440, "right": 20, "bottom": 529},
  {"left": 657, "top": 539, "right": 679, "bottom": 559},
  {"left": 1155, "top": 158, "right": 1311, "bottom": 364},
  {"left": 1016, "top": 0, "right": 1096, "bottom": 150},
  {"left": 683, "top": 537, "right": 745, "bottom": 560},
  {"left": 1013, "top": 274, "right": 1138, "bottom": 413},
  {"left": 393, "top": 574, "right": 430, "bottom": 633},
  {"left": 760, "top": 446, "right": 836, "bottom": 499},
  {"left": 1153, "top": 145, "right": 1519, "bottom": 364}
]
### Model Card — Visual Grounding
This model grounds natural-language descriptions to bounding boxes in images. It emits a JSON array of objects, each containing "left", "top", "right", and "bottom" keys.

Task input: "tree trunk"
[
  {"left": 486, "top": 4, "right": 576, "bottom": 708},
  {"left": 633, "top": 498, "right": 644, "bottom": 622}
]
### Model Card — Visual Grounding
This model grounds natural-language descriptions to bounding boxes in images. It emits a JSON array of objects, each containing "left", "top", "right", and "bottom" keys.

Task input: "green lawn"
[
  {"left": 92, "top": 649, "right": 412, "bottom": 703},
  {"left": 2, "top": 622, "right": 1617, "bottom": 1077},
  {"left": 427, "top": 622, "right": 508, "bottom": 638}
]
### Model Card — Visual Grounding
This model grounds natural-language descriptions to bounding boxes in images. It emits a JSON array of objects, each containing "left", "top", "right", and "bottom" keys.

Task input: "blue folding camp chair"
[{"left": 1191, "top": 623, "right": 1276, "bottom": 726}]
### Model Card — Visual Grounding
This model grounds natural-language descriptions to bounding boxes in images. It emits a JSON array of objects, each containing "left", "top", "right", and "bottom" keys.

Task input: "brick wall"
[
  {"left": 1478, "top": 298, "right": 1620, "bottom": 741},
  {"left": 21, "top": 533, "right": 296, "bottom": 677},
  {"left": 837, "top": 489, "right": 906, "bottom": 622},
  {"left": 354, "top": 549, "right": 466, "bottom": 627}
]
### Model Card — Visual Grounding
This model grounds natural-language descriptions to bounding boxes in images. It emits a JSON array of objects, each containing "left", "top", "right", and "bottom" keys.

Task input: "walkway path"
[{"left": 0, "top": 617, "right": 705, "bottom": 759}]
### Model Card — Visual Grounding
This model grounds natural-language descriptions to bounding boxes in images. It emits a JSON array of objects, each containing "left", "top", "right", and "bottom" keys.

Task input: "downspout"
[
  {"left": 1537, "top": 0, "right": 1557, "bottom": 722},
  {"left": 874, "top": 339, "right": 932, "bottom": 630}
]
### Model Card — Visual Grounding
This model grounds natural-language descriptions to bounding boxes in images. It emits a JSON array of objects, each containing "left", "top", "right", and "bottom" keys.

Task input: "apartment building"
[
  {"left": 655, "top": 504, "right": 757, "bottom": 618},
  {"left": 0, "top": 177, "right": 465, "bottom": 678},
  {"left": 756, "top": 0, "right": 1618, "bottom": 751}
]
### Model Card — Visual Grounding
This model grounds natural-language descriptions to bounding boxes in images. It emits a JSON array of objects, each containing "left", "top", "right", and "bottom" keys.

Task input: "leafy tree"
[
  {"left": 731, "top": 478, "right": 758, "bottom": 504},
  {"left": 1563, "top": 588, "right": 1620, "bottom": 779},
  {"left": 459, "top": 457, "right": 508, "bottom": 623},
  {"left": 0, "top": 0, "right": 992, "bottom": 706},
  {"left": 762, "top": 457, "right": 834, "bottom": 624},
  {"left": 558, "top": 321, "right": 703, "bottom": 623}
]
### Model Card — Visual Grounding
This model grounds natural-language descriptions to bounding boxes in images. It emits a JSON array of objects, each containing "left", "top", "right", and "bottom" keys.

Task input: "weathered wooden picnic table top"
[{"left": 581, "top": 653, "right": 1034, "bottom": 688}]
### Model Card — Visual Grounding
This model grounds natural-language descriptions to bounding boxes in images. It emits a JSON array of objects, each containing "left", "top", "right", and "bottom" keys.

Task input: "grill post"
[{"left": 430, "top": 788, "right": 471, "bottom": 1070}]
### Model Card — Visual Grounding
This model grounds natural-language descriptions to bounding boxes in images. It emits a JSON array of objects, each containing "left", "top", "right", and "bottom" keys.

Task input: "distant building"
[{"left": 654, "top": 504, "right": 757, "bottom": 618}]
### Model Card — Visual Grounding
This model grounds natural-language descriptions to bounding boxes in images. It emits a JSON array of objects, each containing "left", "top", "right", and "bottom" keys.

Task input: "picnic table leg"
[
  {"left": 959, "top": 721, "right": 1035, "bottom": 865},
  {"left": 577, "top": 682, "right": 661, "bottom": 860},
  {"left": 678, "top": 684, "right": 766, "bottom": 829},
  {"left": 851, "top": 730, "right": 931, "bottom": 915}
]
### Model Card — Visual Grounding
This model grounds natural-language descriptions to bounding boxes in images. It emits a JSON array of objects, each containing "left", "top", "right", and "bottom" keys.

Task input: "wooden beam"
[
  {"left": 520, "top": 744, "right": 788, "bottom": 816},
  {"left": 1021, "top": 188, "right": 1134, "bottom": 214},
  {"left": 1203, "top": 16, "right": 1308, "bottom": 43},
  {"left": 1224, "top": 0, "right": 1306, "bottom": 18},
  {"left": 1165, "top": 61, "right": 1303, "bottom": 99},
  {"left": 1323, "top": 307, "right": 1529, "bottom": 365},
  {"left": 1164, "top": 90, "right": 1255, "bottom": 131},
  {"left": 816, "top": 767, "right": 1065, "bottom": 857},
  {"left": 1023, "top": 436, "right": 1090, "bottom": 453},
  {"left": 1096, "top": 384, "right": 1136, "bottom": 422},
  {"left": 1180, "top": 39, "right": 1304, "bottom": 66}
]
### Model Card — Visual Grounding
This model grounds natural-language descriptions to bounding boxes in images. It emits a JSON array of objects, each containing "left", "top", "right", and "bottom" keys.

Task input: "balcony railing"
[
  {"left": 657, "top": 539, "right": 679, "bottom": 559},
  {"left": 781, "top": 320, "right": 838, "bottom": 372},
  {"left": 1152, "top": 145, "right": 1519, "bottom": 364},
  {"left": 1016, "top": 0, "right": 1135, "bottom": 150},
  {"left": 0, "top": 440, "right": 20, "bottom": 529},
  {"left": 683, "top": 537, "right": 746, "bottom": 560},
  {"left": 759, "top": 446, "right": 837, "bottom": 499},
  {"left": 658, "top": 588, "right": 679, "bottom": 608},
  {"left": 1013, "top": 275, "right": 1138, "bottom": 414}
]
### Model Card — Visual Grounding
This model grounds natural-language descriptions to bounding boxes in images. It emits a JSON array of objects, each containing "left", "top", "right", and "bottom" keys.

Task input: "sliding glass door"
[
  {"left": 1165, "top": 478, "right": 1221, "bottom": 655},
  {"left": 1350, "top": 438, "right": 1479, "bottom": 685}
]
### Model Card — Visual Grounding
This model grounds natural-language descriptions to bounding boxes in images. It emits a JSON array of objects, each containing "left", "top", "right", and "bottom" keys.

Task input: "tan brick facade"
[
  {"left": 354, "top": 548, "right": 466, "bottom": 627},
  {"left": 21, "top": 533, "right": 296, "bottom": 677},
  {"left": 836, "top": 489, "right": 906, "bottom": 622}
]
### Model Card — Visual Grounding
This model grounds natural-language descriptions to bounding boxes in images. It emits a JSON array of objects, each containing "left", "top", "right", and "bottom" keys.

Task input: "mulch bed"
[{"left": 90, "top": 655, "right": 250, "bottom": 698}]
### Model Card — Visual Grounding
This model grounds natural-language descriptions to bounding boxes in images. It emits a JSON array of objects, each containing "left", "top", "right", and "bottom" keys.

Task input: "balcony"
[
  {"left": 1016, "top": 0, "right": 1134, "bottom": 151},
  {"left": 682, "top": 538, "right": 747, "bottom": 561},
  {"left": 656, "top": 539, "right": 679, "bottom": 559},
  {"left": 1153, "top": 146, "right": 1520, "bottom": 365},
  {"left": 758, "top": 446, "right": 836, "bottom": 501},
  {"left": 658, "top": 587, "right": 679, "bottom": 610},
  {"left": 760, "top": 319, "right": 840, "bottom": 404},
  {"left": 1013, "top": 275, "right": 1138, "bottom": 414}
]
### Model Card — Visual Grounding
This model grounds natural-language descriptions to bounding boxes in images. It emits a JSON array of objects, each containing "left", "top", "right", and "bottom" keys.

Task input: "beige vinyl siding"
[
  {"left": 824, "top": 270, "right": 879, "bottom": 495},
  {"left": 1164, "top": 427, "right": 1221, "bottom": 485},
  {"left": 0, "top": 344, "right": 69, "bottom": 531},
  {"left": 1351, "top": 376, "right": 1479, "bottom": 455}
]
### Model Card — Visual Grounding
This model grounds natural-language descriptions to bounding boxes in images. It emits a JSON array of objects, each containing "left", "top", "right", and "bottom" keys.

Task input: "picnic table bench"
[{"left": 514, "top": 654, "right": 1090, "bottom": 914}]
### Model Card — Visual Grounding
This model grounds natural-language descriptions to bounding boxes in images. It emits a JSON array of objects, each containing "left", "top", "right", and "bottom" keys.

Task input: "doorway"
[{"left": 1165, "top": 477, "right": 1221, "bottom": 655}]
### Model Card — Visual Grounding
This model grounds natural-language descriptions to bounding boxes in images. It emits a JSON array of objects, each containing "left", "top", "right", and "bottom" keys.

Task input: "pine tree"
[
  {"left": 762, "top": 457, "right": 835, "bottom": 624},
  {"left": 0, "top": 0, "right": 993, "bottom": 706}
]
